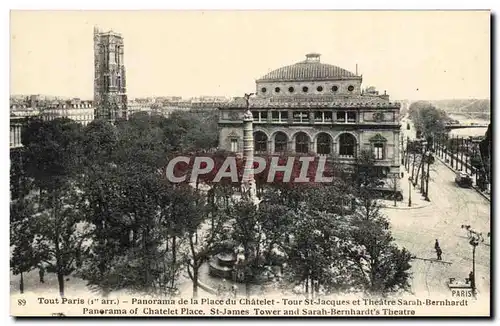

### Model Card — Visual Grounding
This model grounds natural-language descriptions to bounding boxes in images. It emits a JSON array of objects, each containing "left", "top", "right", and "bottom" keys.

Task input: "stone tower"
[{"left": 93, "top": 26, "right": 127, "bottom": 122}]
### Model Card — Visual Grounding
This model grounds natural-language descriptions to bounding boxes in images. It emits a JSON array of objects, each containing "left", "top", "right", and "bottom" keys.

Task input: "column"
[
  {"left": 393, "top": 131, "right": 399, "bottom": 166},
  {"left": 16, "top": 126, "right": 21, "bottom": 147},
  {"left": 10, "top": 127, "right": 14, "bottom": 147}
]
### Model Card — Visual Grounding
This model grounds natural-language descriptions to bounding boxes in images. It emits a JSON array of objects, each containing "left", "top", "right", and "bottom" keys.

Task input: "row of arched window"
[{"left": 253, "top": 131, "right": 357, "bottom": 156}]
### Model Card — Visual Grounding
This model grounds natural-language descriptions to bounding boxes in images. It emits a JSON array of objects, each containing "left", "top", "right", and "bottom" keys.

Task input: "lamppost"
[
  {"left": 469, "top": 235, "right": 480, "bottom": 296},
  {"left": 408, "top": 176, "right": 412, "bottom": 207}
]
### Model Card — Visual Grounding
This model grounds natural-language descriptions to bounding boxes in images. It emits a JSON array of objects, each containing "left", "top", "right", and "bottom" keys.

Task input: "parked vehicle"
[{"left": 455, "top": 172, "right": 473, "bottom": 188}]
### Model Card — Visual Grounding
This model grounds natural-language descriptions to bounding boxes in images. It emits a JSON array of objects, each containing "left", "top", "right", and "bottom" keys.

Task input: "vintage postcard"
[{"left": 9, "top": 10, "right": 491, "bottom": 317}]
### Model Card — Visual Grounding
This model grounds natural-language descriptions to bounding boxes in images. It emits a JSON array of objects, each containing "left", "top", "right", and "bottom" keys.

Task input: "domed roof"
[{"left": 257, "top": 53, "right": 359, "bottom": 82}]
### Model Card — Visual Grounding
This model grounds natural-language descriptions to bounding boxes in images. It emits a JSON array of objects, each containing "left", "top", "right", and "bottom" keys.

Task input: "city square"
[{"left": 9, "top": 10, "right": 491, "bottom": 317}]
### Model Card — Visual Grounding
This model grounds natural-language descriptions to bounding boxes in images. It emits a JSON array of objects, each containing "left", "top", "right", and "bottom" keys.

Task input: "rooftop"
[
  {"left": 257, "top": 53, "right": 360, "bottom": 82},
  {"left": 219, "top": 95, "right": 400, "bottom": 109}
]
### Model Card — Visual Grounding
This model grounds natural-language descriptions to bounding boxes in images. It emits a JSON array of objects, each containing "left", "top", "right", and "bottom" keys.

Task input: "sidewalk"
[
  {"left": 434, "top": 154, "right": 491, "bottom": 202},
  {"left": 380, "top": 169, "right": 432, "bottom": 210}
]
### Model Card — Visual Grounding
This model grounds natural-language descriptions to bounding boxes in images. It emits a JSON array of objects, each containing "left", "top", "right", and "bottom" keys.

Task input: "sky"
[{"left": 10, "top": 10, "right": 490, "bottom": 101}]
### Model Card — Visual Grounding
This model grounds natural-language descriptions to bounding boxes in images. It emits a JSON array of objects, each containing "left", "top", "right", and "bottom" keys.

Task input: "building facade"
[
  {"left": 10, "top": 97, "right": 95, "bottom": 149},
  {"left": 10, "top": 116, "right": 25, "bottom": 149},
  {"left": 93, "top": 27, "right": 128, "bottom": 122},
  {"left": 40, "top": 99, "right": 94, "bottom": 126},
  {"left": 218, "top": 53, "right": 402, "bottom": 195}
]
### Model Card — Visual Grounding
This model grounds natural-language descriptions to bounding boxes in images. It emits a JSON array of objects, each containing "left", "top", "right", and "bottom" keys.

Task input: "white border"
[{"left": 3, "top": 2, "right": 498, "bottom": 326}]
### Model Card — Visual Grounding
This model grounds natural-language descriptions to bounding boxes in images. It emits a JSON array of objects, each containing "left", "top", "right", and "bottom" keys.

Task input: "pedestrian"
[
  {"left": 469, "top": 271, "right": 475, "bottom": 289},
  {"left": 221, "top": 279, "right": 227, "bottom": 297},
  {"left": 436, "top": 247, "right": 443, "bottom": 261},
  {"left": 39, "top": 264, "right": 45, "bottom": 284},
  {"left": 434, "top": 239, "right": 440, "bottom": 251}
]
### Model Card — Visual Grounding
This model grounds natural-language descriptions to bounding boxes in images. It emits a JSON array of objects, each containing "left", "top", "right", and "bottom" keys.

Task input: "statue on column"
[
  {"left": 243, "top": 93, "right": 254, "bottom": 118},
  {"left": 244, "top": 93, "right": 254, "bottom": 109}
]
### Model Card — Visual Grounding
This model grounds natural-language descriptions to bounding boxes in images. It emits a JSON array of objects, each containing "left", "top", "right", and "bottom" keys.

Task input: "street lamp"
[
  {"left": 408, "top": 176, "right": 412, "bottom": 207},
  {"left": 469, "top": 235, "right": 480, "bottom": 296}
]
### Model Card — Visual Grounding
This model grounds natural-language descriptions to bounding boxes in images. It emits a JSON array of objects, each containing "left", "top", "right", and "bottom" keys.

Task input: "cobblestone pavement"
[{"left": 382, "top": 154, "right": 491, "bottom": 299}]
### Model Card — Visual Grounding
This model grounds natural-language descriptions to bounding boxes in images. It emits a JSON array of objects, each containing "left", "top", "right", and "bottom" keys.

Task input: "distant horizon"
[{"left": 9, "top": 93, "right": 492, "bottom": 103}]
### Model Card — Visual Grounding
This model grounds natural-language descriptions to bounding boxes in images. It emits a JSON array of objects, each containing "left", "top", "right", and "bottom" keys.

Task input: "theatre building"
[{"left": 218, "top": 53, "right": 402, "bottom": 198}]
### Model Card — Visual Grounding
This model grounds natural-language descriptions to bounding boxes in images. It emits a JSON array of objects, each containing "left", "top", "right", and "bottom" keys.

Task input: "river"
[{"left": 448, "top": 114, "right": 490, "bottom": 138}]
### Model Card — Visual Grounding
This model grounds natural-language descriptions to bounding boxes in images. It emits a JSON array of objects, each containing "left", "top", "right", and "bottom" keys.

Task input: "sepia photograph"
[{"left": 9, "top": 9, "right": 491, "bottom": 317}]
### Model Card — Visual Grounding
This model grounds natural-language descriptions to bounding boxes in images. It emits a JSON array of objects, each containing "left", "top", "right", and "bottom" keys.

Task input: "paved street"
[{"left": 384, "top": 117, "right": 491, "bottom": 298}]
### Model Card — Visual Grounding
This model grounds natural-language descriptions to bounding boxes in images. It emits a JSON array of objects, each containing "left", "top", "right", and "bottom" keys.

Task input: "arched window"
[
  {"left": 339, "top": 133, "right": 357, "bottom": 157},
  {"left": 254, "top": 131, "right": 268, "bottom": 153},
  {"left": 295, "top": 132, "right": 310, "bottom": 154},
  {"left": 317, "top": 133, "right": 331, "bottom": 155},
  {"left": 274, "top": 132, "right": 288, "bottom": 153}
]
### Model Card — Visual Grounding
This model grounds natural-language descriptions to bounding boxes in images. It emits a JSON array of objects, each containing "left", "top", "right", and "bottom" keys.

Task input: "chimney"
[{"left": 356, "top": 64, "right": 358, "bottom": 75}]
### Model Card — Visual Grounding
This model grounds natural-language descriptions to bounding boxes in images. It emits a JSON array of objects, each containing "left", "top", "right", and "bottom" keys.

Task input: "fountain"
[{"left": 208, "top": 252, "right": 236, "bottom": 279}]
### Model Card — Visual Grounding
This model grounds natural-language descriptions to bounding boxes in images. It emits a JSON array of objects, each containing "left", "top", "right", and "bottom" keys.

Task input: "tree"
[
  {"left": 163, "top": 110, "right": 219, "bottom": 153},
  {"left": 345, "top": 210, "right": 412, "bottom": 294},
  {"left": 257, "top": 202, "right": 294, "bottom": 264},
  {"left": 119, "top": 166, "right": 169, "bottom": 293},
  {"left": 408, "top": 101, "right": 450, "bottom": 140},
  {"left": 353, "top": 149, "right": 386, "bottom": 213},
  {"left": 77, "top": 163, "right": 127, "bottom": 296},
  {"left": 229, "top": 201, "right": 262, "bottom": 296},
  {"left": 10, "top": 149, "right": 32, "bottom": 201},
  {"left": 115, "top": 112, "right": 169, "bottom": 170},
  {"left": 20, "top": 118, "right": 85, "bottom": 296},
  {"left": 31, "top": 186, "right": 85, "bottom": 297},
  {"left": 22, "top": 118, "right": 84, "bottom": 193},
  {"left": 81, "top": 119, "right": 118, "bottom": 165},
  {"left": 285, "top": 209, "right": 343, "bottom": 298},
  {"left": 10, "top": 197, "right": 39, "bottom": 294},
  {"left": 172, "top": 185, "right": 229, "bottom": 298}
]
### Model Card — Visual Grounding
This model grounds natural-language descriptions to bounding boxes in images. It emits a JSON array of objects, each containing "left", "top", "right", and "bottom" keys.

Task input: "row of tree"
[
  {"left": 408, "top": 101, "right": 451, "bottom": 143},
  {"left": 407, "top": 101, "right": 491, "bottom": 184},
  {"left": 11, "top": 110, "right": 412, "bottom": 299}
]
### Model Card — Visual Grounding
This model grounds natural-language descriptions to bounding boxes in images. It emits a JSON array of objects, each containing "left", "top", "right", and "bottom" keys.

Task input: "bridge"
[
  {"left": 448, "top": 111, "right": 490, "bottom": 115},
  {"left": 445, "top": 123, "right": 489, "bottom": 130}
]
